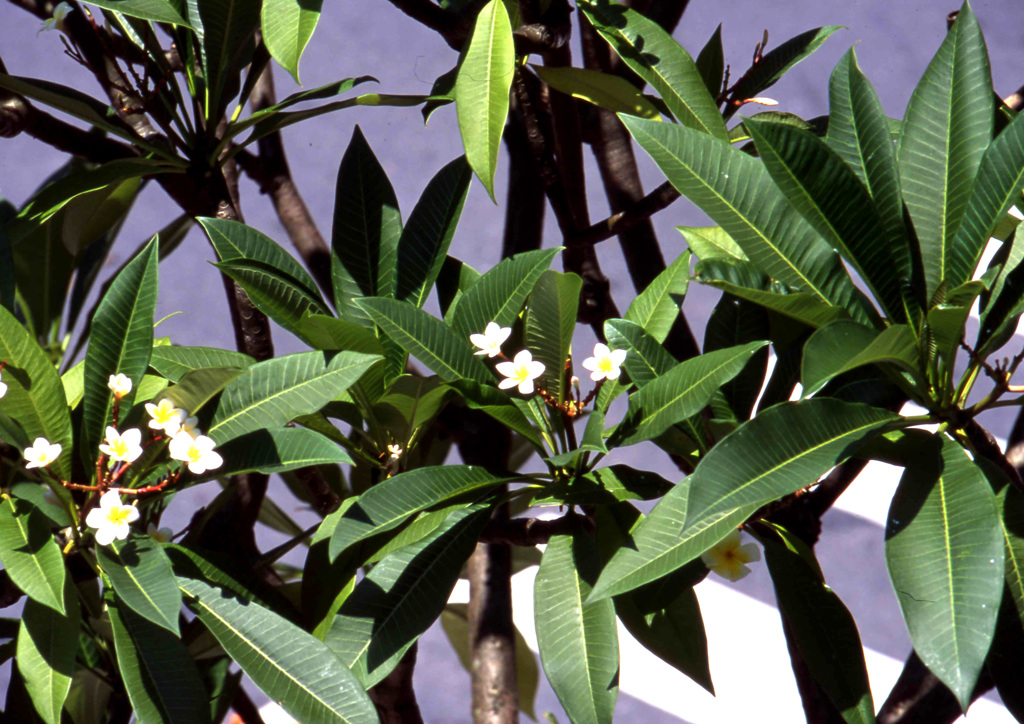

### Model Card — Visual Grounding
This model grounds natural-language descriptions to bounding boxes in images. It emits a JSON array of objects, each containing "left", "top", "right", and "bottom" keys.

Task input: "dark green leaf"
[
  {"left": 525, "top": 270, "right": 581, "bottom": 404},
  {"left": 148, "top": 345, "right": 254, "bottom": 383},
  {"left": 16, "top": 582, "right": 78, "bottom": 724},
  {"left": 79, "top": 0, "right": 192, "bottom": 27},
  {"left": 624, "top": 250, "right": 689, "bottom": 344},
  {"left": 0, "top": 498, "right": 66, "bottom": 614},
  {"left": 695, "top": 24, "right": 724, "bottom": 98},
  {"left": 98, "top": 537, "right": 182, "bottom": 635},
  {"left": 802, "top": 320, "right": 920, "bottom": 397},
  {"left": 532, "top": 65, "right": 661, "bottom": 120}
]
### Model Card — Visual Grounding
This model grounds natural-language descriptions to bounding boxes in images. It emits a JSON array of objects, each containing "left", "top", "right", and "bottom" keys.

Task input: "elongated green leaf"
[
  {"left": 214, "top": 259, "right": 333, "bottom": 339},
  {"left": 577, "top": 0, "right": 727, "bottom": 140},
  {"left": 82, "top": 236, "right": 158, "bottom": 470},
  {"left": 999, "top": 485, "right": 1024, "bottom": 633},
  {"left": 592, "top": 399, "right": 897, "bottom": 600},
  {"left": 952, "top": 109, "right": 1024, "bottom": 286},
  {"left": 331, "top": 126, "right": 402, "bottom": 324},
  {"left": 107, "top": 597, "right": 210, "bottom": 724},
  {"left": 897, "top": 1, "right": 993, "bottom": 299},
  {"left": 208, "top": 350, "right": 380, "bottom": 443},
  {"left": 395, "top": 157, "right": 472, "bottom": 307},
  {"left": 622, "top": 115, "right": 874, "bottom": 323},
  {"left": 0, "top": 498, "right": 65, "bottom": 613},
  {"left": 535, "top": 531, "right": 618, "bottom": 724},
  {"left": 533, "top": 65, "right": 661, "bottom": 120},
  {"left": 619, "top": 341, "right": 768, "bottom": 446},
  {"left": 525, "top": 270, "right": 581, "bottom": 404},
  {"left": 328, "top": 505, "right": 490, "bottom": 686},
  {"left": 449, "top": 379, "right": 545, "bottom": 450},
  {"left": 98, "top": 537, "right": 182, "bottom": 635},
  {"left": 7, "top": 212, "right": 74, "bottom": 344},
  {"left": 885, "top": 434, "right": 1003, "bottom": 710},
  {"left": 0, "top": 306, "right": 73, "bottom": 479},
  {"left": 532, "top": 465, "right": 671, "bottom": 506},
  {"left": 356, "top": 297, "right": 491, "bottom": 385},
  {"left": 162, "top": 367, "right": 242, "bottom": 418},
  {"left": 746, "top": 118, "right": 906, "bottom": 321},
  {"left": 452, "top": 247, "right": 560, "bottom": 338},
  {"left": 695, "top": 24, "right": 724, "bottom": 98},
  {"left": 198, "top": 0, "right": 260, "bottom": 121},
  {"left": 197, "top": 427, "right": 351, "bottom": 482},
  {"left": 704, "top": 292, "right": 771, "bottom": 421},
  {"left": 436, "top": 255, "right": 480, "bottom": 321},
  {"left": 802, "top": 320, "right": 920, "bottom": 397},
  {"left": 678, "top": 225, "right": 748, "bottom": 263},
  {"left": 328, "top": 465, "right": 514, "bottom": 560},
  {"left": 148, "top": 345, "right": 254, "bottom": 382},
  {"left": 762, "top": 531, "right": 875, "bottom": 724},
  {"left": 261, "top": 0, "right": 322, "bottom": 83},
  {"left": 179, "top": 575, "right": 378, "bottom": 724},
  {"left": 454, "top": 0, "right": 514, "bottom": 200},
  {"left": 16, "top": 582, "right": 78, "bottom": 724},
  {"left": 82, "top": 0, "right": 192, "bottom": 26},
  {"left": 624, "top": 250, "right": 689, "bottom": 343}
]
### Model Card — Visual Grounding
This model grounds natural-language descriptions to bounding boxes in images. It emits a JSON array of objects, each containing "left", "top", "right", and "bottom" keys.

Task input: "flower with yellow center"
[
  {"left": 145, "top": 399, "right": 188, "bottom": 433},
  {"left": 169, "top": 431, "right": 223, "bottom": 474},
  {"left": 581, "top": 343, "right": 627, "bottom": 382},
  {"left": 701, "top": 529, "right": 761, "bottom": 582},
  {"left": 165, "top": 414, "right": 199, "bottom": 439},
  {"left": 99, "top": 427, "right": 143, "bottom": 464},
  {"left": 23, "top": 437, "right": 62, "bottom": 469},
  {"left": 107, "top": 373, "right": 133, "bottom": 399},
  {"left": 85, "top": 490, "right": 139, "bottom": 546},
  {"left": 387, "top": 443, "right": 403, "bottom": 460},
  {"left": 495, "top": 350, "right": 545, "bottom": 395},
  {"left": 470, "top": 322, "right": 512, "bottom": 358}
]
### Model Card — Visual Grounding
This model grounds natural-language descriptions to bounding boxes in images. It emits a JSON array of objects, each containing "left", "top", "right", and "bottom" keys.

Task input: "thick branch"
[
  {"left": 571, "top": 181, "right": 680, "bottom": 246},
  {"left": 479, "top": 514, "right": 590, "bottom": 546},
  {"left": 876, "top": 651, "right": 992, "bottom": 724},
  {"left": 369, "top": 644, "right": 425, "bottom": 724}
]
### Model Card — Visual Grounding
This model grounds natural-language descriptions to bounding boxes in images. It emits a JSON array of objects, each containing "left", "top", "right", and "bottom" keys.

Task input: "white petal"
[
  {"left": 98, "top": 489, "right": 122, "bottom": 510},
  {"left": 85, "top": 507, "right": 107, "bottom": 529},
  {"left": 610, "top": 349, "right": 627, "bottom": 365},
  {"left": 512, "top": 350, "right": 533, "bottom": 365},
  {"left": 589, "top": 369, "right": 605, "bottom": 382},
  {"left": 123, "top": 505, "right": 140, "bottom": 523},
  {"left": 498, "top": 377, "right": 519, "bottom": 390},
  {"left": 581, "top": 357, "right": 600, "bottom": 372},
  {"left": 518, "top": 378, "right": 535, "bottom": 395},
  {"left": 604, "top": 367, "right": 621, "bottom": 381},
  {"left": 94, "top": 526, "right": 116, "bottom": 546},
  {"left": 495, "top": 361, "right": 517, "bottom": 378},
  {"left": 203, "top": 451, "right": 224, "bottom": 471},
  {"left": 592, "top": 343, "right": 610, "bottom": 358},
  {"left": 121, "top": 428, "right": 142, "bottom": 447},
  {"left": 526, "top": 361, "right": 545, "bottom": 378}
]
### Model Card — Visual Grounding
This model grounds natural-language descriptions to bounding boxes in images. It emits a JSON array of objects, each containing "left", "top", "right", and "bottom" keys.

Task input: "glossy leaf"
[
  {"left": 198, "top": 0, "right": 260, "bottom": 121},
  {"left": 449, "top": 379, "right": 545, "bottom": 450},
  {"left": 525, "top": 270, "right": 581, "bottom": 404},
  {"left": 0, "top": 306, "right": 73, "bottom": 479},
  {"left": 179, "top": 575, "right": 378, "bottom": 724},
  {"left": 885, "top": 434, "right": 1003, "bottom": 710},
  {"left": 802, "top": 320, "right": 920, "bottom": 397},
  {"left": 532, "top": 65, "right": 661, "bottom": 120},
  {"left": 695, "top": 24, "right": 724, "bottom": 98},
  {"left": 535, "top": 531, "right": 618, "bottom": 724},
  {"left": 395, "top": 156, "right": 472, "bottom": 308},
  {"left": 148, "top": 345, "right": 254, "bottom": 382},
  {"left": 591, "top": 400, "right": 897, "bottom": 600},
  {"left": 214, "top": 259, "right": 333, "bottom": 339},
  {"left": 622, "top": 115, "right": 875, "bottom": 323},
  {"left": 577, "top": 0, "right": 727, "bottom": 141},
  {"left": 98, "top": 537, "right": 182, "bottom": 635},
  {"left": 328, "top": 505, "right": 490, "bottom": 687},
  {"left": 163, "top": 366, "right": 243, "bottom": 416},
  {"left": 207, "top": 350, "right": 381, "bottom": 443},
  {"left": 454, "top": 0, "right": 514, "bottom": 200},
  {"left": 896, "top": 1, "right": 993, "bottom": 299},
  {"left": 197, "top": 427, "right": 351, "bottom": 482},
  {"left": 624, "top": 250, "right": 689, "bottom": 344},
  {"left": 328, "top": 465, "right": 514, "bottom": 561},
  {"left": 357, "top": 297, "right": 491, "bottom": 384},
  {"left": 998, "top": 484, "right": 1024, "bottom": 632},
  {"left": 704, "top": 293, "right": 771, "bottom": 420},
  {"left": 331, "top": 126, "right": 402, "bottom": 325},
  {"left": 81, "top": 236, "right": 158, "bottom": 470},
  {"left": 261, "top": 0, "right": 322, "bottom": 83},
  {"left": 81, "top": 0, "right": 192, "bottom": 26},
  {"left": 0, "top": 498, "right": 66, "bottom": 614},
  {"left": 678, "top": 225, "right": 748, "bottom": 263},
  {"left": 16, "top": 583, "right": 78, "bottom": 724}
]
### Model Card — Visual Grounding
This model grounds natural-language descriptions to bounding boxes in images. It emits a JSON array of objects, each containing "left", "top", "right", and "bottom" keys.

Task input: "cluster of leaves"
[{"left": 3, "top": 0, "right": 1024, "bottom": 723}]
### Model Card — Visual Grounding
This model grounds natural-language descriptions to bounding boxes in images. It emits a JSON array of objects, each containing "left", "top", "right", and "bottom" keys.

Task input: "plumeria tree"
[{"left": 2, "top": 0, "right": 1024, "bottom": 723}]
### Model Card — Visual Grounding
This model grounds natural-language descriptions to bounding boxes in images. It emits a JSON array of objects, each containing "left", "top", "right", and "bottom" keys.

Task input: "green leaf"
[
  {"left": 801, "top": 320, "right": 920, "bottom": 397},
  {"left": 897, "top": 1, "right": 993, "bottom": 299},
  {"left": 79, "top": 0, "right": 192, "bottom": 27},
  {"left": 107, "top": 596, "right": 211, "bottom": 724},
  {"left": 81, "top": 236, "right": 158, "bottom": 471},
  {"left": 885, "top": 434, "right": 1003, "bottom": 710},
  {"left": 98, "top": 537, "right": 182, "bottom": 635},
  {"left": 618, "top": 341, "right": 768, "bottom": 446},
  {"left": 261, "top": 0, "right": 322, "bottom": 83},
  {"left": 525, "top": 270, "right": 581, "bottom": 404},
  {"left": 395, "top": 157, "right": 473, "bottom": 308},
  {"left": 449, "top": 379, "right": 546, "bottom": 450},
  {"left": 198, "top": 0, "right": 260, "bottom": 121},
  {"left": 0, "top": 498, "right": 66, "bottom": 614},
  {"left": 532, "top": 65, "right": 661, "bottom": 120},
  {"left": 999, "top": 485, "right": 1024, "bottom": 632},
  {"left": 16, "top": 582, "right": 78, "bottom": 724},
  {"left": 328, "top": 465, "right": 514, "bottom": 561},
  {"left": 531, "top": 465, "right": 671, "bottom": 506},
  {"left": 179, "top": 575, "right": 378, "bottom": 724},
  {"left": 454, "top": 0, "right": 514, "bottom": 200},
  {"left": 624, "top": 250, "right": 689, "bottom": 343},
  {"left": 0, "top": 306, "right": 73, "bottom": 479},
  {"left": 725, "top": 26, "right": 843, "bottom": 117},
  {"left": 331, "top": 126, "right": 402, "bottom": 324},
  {"left": 535, "top": 531, "right": 618, "bottom": 724},
  {"left": 704, "top": 293, "right": 771, "bottom": 420},
  {"left": 595, "top": 317, "right": 676, "bottom": 414},
  {"left": 591, "top": 399, "right": 897, "bottom": 600},
  {"left": 214, "top": 259, "right": 333, "bottom": 340},
  {"left": 677, "top": 225, "right": 748, "bottom": 263},
  {"left": 695, "top": 24, "right": 724, "bottom": 98},
  {"left": 577, "top": 0, "right": 727, "bottom": 141},
  {"left": 452, "top": 247, "right": 560, "bottom": 338},
  {"left": 197, "top": 427, "right": 351, "bottom": 481},
  {"left": 762, "top": 531, "right": 875, "bottom": 724},
  {"left": 7, "top": 210, "right": 75, "bottom": 344},
  {"left": 148, "top": 345, "right": 254, "bottom": 383},
  {"left": 621, "top": 115, "right": 875, "bottom": 324},
  {"left": 745, "top": 118, "right": 907, "bottom": 321},
  {"left": 328, "top": 505, "right": 491, "bottom": 687},
  {"left": 163, "top": 366, "right": 243, "bottom": 417},
  {"left": 436, "top": 255, "right": 481, "bottom": 321},
  {"left": 207, "top": 350, "right": 381, "bottom": 443}
]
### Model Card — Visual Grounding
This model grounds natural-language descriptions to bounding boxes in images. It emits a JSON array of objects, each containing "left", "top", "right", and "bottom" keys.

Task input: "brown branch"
[
  {"left": 383, "top": 0, "right": 477, "bottom": 51},
  {"left": 876, "top": 651, "right": 992, "bottom": 724},
  {"left": 571, "top": 181, "right": 680, "bottom": 247},
  {"left": 479, "top": 513, "right": 589, "bottom": 546},
  {"left": 369, "top": 643, "right": 425, "bottom": 724}
]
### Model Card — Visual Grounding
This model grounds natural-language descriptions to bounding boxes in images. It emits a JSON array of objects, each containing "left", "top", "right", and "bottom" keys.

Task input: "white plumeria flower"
[
  {"left": 145, "top": 399, "right": 188, "bottom": 433},
  {"left": 169, "top": 431, "right": 223, "bottom": 474},
  {"left": 0, "top": 370, "right": 7, "bottom": 399},
  {"left": 495, "top": 350, "right": 545, "bottom": 395},
  {"left": 470, "top": 322, "right": 512, "bottom": 358},
  {"left": 146, "top": 523, "right": 174, "bottom": 543},
  {"left": 23, "top": 437, "right": 61, "bottom": 469},
  {"left": 107, "top": 373, "right": 133, "bottom": 399},
  {"left": 164, "top": 414, "right": 199, "bottom": 439},
  {"left": 99, "top": 427, "right": 143, "bottom": 464},
  {"left": 701, "top": 529, "right": 761, "bottom": 582},
  {"left": 581, "top": 343, "right": 627, "bottom": 382},
  {"left": 38, "top": 1, "right": 72, "bottom": 34},
  {"left": 85, "top": 490, "right": 139, "bottom": 546},
  {"left": 387, "top": 443, "right": 403, "bottom": 460}
]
